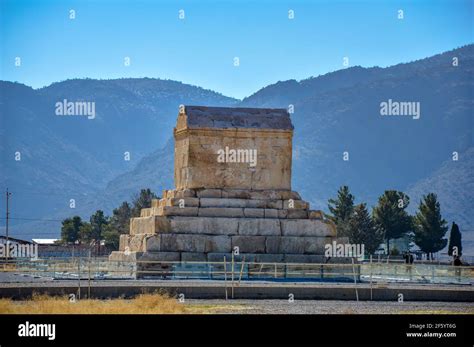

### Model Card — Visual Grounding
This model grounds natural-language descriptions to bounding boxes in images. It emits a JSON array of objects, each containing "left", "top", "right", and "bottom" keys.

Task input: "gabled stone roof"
[{"left": 181, "top": 105, "right": 293, "bottom": 130}]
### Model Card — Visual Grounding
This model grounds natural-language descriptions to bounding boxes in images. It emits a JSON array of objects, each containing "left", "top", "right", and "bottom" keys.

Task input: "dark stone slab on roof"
[{"left": 184, "top": 106, "right": 293, "bottom": 130}]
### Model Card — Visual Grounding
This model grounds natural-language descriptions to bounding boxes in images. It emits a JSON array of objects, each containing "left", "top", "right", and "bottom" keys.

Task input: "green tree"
[
  {"left": 372, "top": 190, "right": 412, "bottom": 254},
  {"left": 413, "top": 193, "right": 448, "bottom": 260},
  {"left": 328, "top": 185, "right": 355, "bottom": 236},
  {"left": 347, "top": 203, "right": 383, "bottom": 255},
  {"left": 79, "top": 222, "right": 92, "bottom": 244},
  {"left": 447, "top": 222, "right": 462, "bottom": 257},
  {"left": 102, "top": 226, "right": 120, "bottom": 250},
  {"left": 132, "top": 188, "right": 158, "bottom": 217},
  {"left": 103, "top": 202, "right": 132, "bottom": 250},
  {"left": 89, "top": 210, "right": 109, "bottom": 241},
  {"left": 60, "top": 216, "right": 83, "bottom": 244}
]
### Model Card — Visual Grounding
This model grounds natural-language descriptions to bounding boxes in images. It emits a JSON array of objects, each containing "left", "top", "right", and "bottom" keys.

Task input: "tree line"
[
  {"left": 60, "top": 189, "right": 157, "bottom": 249},
  {"left": 327, "top": 186, "right": 463, "bottom": 259}
]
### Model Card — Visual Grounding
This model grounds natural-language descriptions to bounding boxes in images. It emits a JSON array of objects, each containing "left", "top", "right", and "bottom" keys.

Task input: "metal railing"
[{"left": 1, "top": 257, "right": 473, "bottom": 285}]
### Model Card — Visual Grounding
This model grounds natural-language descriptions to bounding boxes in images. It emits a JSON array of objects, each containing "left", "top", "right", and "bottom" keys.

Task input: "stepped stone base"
[
  {"left": 109, "top": 250, "right": 353, "bottom": 264},
  {"left": 110, "top": 188, "right": 348, "bottom": 277}
]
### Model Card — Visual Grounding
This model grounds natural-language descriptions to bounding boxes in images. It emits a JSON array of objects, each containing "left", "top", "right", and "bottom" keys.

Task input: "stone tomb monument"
[{"left": 110, "top": 106, "right": 348, "bottom": 276}]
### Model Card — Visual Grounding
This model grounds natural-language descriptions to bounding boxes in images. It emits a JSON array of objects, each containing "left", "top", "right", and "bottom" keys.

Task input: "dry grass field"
[{"left": 0, "top": 293, "right": 190, "bottom": 314}]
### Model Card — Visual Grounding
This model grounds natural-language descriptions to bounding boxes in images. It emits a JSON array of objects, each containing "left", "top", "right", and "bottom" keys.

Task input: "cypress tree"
[
  {"left": 328, "top": 185, "right": 355, "bottom": 236},
  {"left": 413, "top": 193, "right": 448, "bottom": 260},
  {"left": 447, "top": 222, "right": 462, "bottom": 256},
  {"left": 373, "top": 190, "right": 412, "bottom": 254},
  {"left": 347, "top": 203, "right": 383, "bottom": 255}
]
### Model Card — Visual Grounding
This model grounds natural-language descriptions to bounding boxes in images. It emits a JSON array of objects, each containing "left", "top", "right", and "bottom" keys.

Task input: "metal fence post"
[
  {"left": 223, "top": 256, "right": 228, "bottom": 300},
  {"left": 77, "top": 257, "right": 81, "bottom": 300},
  {"left": 238, "top": 256, "right": 245, "bottom": 285},
  {"left": 231, "top": 252, "right": 235, "bottom": 299},
  {"left": 351, "top": 258, "right": 359, "bottom": 301},
  {"left": 369, "top": 255, "right": 373, "bottom": 301},
  {"left": 88, "top": 250, "right": 91, "bottom": 299}
]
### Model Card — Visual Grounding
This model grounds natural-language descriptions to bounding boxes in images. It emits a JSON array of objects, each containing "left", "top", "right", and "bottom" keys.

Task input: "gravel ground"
[
  {"left": 0, "top": 272, "right": 54, "bottom": 283},
  {"left": 185, "top": 299, "right": 474, "bottom": 314}
]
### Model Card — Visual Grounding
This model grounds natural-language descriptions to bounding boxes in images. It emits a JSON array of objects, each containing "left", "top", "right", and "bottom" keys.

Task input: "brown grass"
[{"left": 0, "top": 293, "right": 189, "bottom": 314}]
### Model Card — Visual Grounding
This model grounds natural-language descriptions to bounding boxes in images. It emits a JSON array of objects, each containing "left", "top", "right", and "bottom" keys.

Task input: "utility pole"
[{"left": 5, "top": 188, "right": 12, "bottom": 259}]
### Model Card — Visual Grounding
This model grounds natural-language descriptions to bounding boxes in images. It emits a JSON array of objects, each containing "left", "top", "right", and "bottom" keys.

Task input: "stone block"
[
  {"left": 221, "top": 189, "right": 251, "bottom": 199},
  {"left": 175, "top": 189, "right": 196, "bottom": 198},
  {"left": 169, "top": 217, "right": 239, "bottom": 235},
  {"left": 283, "top": 199, "right": 309, "bottom": 209},
  {"left": 277, "top": 210, "right": 288, "bottom": 218},
  {"left": 199, "top": 198, "right": 256, "bottom": 208},
  {"left": 248, "top": 190, "right": 281, "bottom": 200},
  {"left": 138, "top": 251, "right": 181, "bottom": 262},
  {"left": 279, "top": 191, "right": 302, "bottom": 200},
  {"left": 165, "top": 197, "right": 200, "bottom": 207},
  {"left": 129, "top": 234, "right": 147, "bottom": 252},
  {"left": 140, "top": 208, "right": 152, "bottom": 217},
  {"left": 145, "top": 235, "right": 161, "bottom": 252},
  {"left": 231, "top": 236, "right": 266, "bottom": 253},
  {"left": 196, "top": 189, "right": 222, "bottom": 198},
  {"left": 109, "top": 251, "right": 138, "bottom": 262},
  {"left": 238, "top": 219, "right": 281, "bottom": 236},
  {"left": 158, "top": 206, "right": 199, "bottom": 216},
  {"left": 180, "top": 252, "right": 207, "bottom": 262},
  {"left": 119, "top": 234, "right": 130, "bottom": 251},
  {"left": 198, "top": 207, "right": 244, "bottom": 218},
  {"left": 286, "top": 209, "right": 308, "bottom": 219},
  {"left": 130, "top": 216, "right": 155, "bottom": 235},
  {"left": 264, "top": 209, "right": 279, "bottom": 218},
  {"left": 160, "top": 234, "right": 231, "bottom": 253},
  {"left": 265, "top": 199, "right": 283, "bottom": 209},
  {"left": 155, "top": 216, "right": 172, "bottom": 233},
  {"left": 243, "top": 208, "right": 265, "bottom": 218},
  {"left": 281, "top": 219, "right": 335, "bottom": 237},
  {"left": 308, "top": 210, "right": 324, "bottom": 219}
]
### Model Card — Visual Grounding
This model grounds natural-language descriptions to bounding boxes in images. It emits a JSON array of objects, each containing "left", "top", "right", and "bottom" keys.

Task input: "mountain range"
[{"left": 1, "top": 44, "right": 472, "bottom": 253}]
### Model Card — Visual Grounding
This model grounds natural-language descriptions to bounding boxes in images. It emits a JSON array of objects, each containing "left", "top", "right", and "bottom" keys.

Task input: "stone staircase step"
[
  {"left": 153, "top": 197, "right": 308, "bottom": 210},
  {"left": 162, "top": 188, "right": 302, "bottom": 200}
]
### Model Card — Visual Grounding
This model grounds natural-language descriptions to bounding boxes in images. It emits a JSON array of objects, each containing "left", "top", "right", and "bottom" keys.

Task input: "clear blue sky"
[{"left": 0, "top": 0, "right": 472, "bottom": 99}]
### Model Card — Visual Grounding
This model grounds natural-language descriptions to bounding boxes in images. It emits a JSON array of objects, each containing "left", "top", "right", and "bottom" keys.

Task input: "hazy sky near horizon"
[{"left": 0, "top": 0, "right": 472, "bottom": 99}]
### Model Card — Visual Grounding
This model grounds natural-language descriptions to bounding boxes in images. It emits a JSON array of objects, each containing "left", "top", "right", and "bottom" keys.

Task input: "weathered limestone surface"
[
  {"left": 238, "top": 219, "right": 281, "bottom": 236},
  {"left": 175, "top": 106, "right": 293, "bottom": 191},
  {"left": 111, "top": 106, "right": 347, "bottom": 272},
  {"left": 169, "top": 217, "right": 239, "bottom": 235},
  {"left": 130, "top": 216, "right": 155, "bottom": 235},
  {"left": 110, "top": 250, "right": 352, "bottom": 264},
  {"left": 160, "top": 234, "right": 231, "bottom": 253},
  {"left": 198, "top": 207, "right": 244, "bottom": 218}
]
